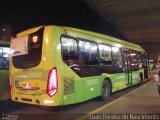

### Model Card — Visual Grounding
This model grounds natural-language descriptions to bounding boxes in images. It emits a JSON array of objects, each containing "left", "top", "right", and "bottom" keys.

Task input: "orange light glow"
[{"left": 32, "top": 36, "right": 38, "bottom": 43}]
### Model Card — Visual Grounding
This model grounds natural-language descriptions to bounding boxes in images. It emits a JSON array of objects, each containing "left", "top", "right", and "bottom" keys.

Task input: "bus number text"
[
  {"left": 28, "top": 72, "right": 42, "bottom": 78},
  {"left": 87, "top": 79, "right": 98, "bottom": 86}
]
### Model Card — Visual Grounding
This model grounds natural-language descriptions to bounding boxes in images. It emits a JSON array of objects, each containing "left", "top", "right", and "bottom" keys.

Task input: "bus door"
[{"left": 123, "top": 49, "right": 132, "bottom": 86}]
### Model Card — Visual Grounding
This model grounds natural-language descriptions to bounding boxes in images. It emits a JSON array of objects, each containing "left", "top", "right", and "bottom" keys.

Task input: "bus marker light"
[
  {"left": 44, "top": 100, "right": 54, "bottom": 104},
  {"left": 10, "top": 84, "right": 13, "bottom": 92},
  {"left": 90, "top": 88, "right": 94, "bottom": 91},
  {"left": 10, "top": 77, "right": 13, "bottom": 92},
  {"left": 32, "top": 36, "right": 38, "bottom": 43}
]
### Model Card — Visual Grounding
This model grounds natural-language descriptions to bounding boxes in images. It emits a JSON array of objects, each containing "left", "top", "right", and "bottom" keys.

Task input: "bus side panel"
[
  {"left": 111, "top": 73, "right": 126, "bottom": 92},
  {"left": 83, "top": 76, "right": 101, "bottom": 101},
  {"left": 45, "top": 26, "right": 80, "bottom": 105},
  {"left": 63, "top": 66, "right": 103, "bottom": 104},
  {"left": 63, "top": 64, "right": 79, "bottom": 105},
  {"left": 44, "top": 26, "right": 66, "bottom": 105},
  {"left": 74, "top": 79, "right": 84, "bottom": 103},
  {"left": 132, "top": 71, "right": 140, "bottom": 85},
  {"left": 0, "top": 70, "right": 10, "bottom": 100}
]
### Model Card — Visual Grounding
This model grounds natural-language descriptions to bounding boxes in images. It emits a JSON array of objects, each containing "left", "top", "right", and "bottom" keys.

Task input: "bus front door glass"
[{"left": 123, "top": 49, "right": 132, "bottom": 85}]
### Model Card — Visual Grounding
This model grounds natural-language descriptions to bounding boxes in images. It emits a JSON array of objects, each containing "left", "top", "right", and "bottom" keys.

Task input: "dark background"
[{"left": 0, "top": 0, "right": 123, "bottom": 38}]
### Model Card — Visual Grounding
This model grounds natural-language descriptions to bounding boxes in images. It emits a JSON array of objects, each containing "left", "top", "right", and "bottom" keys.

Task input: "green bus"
[
  {"left": 10, "top": 25, "right": 147, "bottom": 106},
  {"left": 0, "top": 40, "right": 10, "bottom": 100}
]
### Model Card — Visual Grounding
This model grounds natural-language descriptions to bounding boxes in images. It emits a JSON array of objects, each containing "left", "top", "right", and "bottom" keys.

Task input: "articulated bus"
[
  {"left": 10, "top": 25, "right": 148, "bottom": 106},
  {"left": 0, "top": 40, "right": 10, "bottom": 100}
]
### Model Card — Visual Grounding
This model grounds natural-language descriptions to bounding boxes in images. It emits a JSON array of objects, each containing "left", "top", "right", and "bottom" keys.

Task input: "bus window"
[
  {"left": 79, "top": 40, "right": 98, "bottom": 65},
  {"left": 61, "top": 37, "right": 78, "bottom": 65},
  {"left": 112, "top": 46, "right": 123, "bottom": 65},
  {"left": 130, "top": 51, "right": 139, "bottom": 71},
  {"left": 0, "top": 46, "right": 10, "bottom": 69},
  {"left": 112, "top": 46, "right": 124, "bottom": 72},
  {"left": 3, "top": 47, "right": 10, "bottom": 57},
  {"left": 99, "top": 44, "right": 112, "bottom": 65},
  {"left": 137, "top": 52, "right": 143, "bottom": 69},
  {"left": 0, "top": 47, "right": 2, "bottom": 57}
]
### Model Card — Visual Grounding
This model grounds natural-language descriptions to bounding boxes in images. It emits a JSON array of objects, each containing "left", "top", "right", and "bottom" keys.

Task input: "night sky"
[{"left": 0, "top": 0, "right": 123, "bottom": 38}]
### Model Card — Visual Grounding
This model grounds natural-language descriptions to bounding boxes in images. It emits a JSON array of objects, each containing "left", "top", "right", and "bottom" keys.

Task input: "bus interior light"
[
  {"left": 131, "top": 53, "right": 136, "bottom": 56},
  {"left": 47, "top": 67, "right": 58, "bottom": 97},
  {"left": 149, "top": 60, "right": 154, "bottom": 62},
  {"left": 32, "top": 36, "right": 38, "bottom": 43},
  {"left": 113, "top": 44, "right": 122, "bottom": 48}
]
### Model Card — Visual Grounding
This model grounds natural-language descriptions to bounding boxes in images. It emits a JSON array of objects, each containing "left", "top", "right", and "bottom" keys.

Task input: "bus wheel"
[{"left": 101, "top": 80, "right": 111, "bottom": 100}]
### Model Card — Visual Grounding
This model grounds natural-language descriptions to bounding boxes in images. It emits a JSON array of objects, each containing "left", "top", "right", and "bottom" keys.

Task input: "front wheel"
[{"left": 101, "top": 80, "right": 111, "bottom": 100}]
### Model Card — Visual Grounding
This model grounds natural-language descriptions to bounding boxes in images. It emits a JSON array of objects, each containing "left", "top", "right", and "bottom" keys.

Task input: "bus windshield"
[{"left": 11, "top": 28, "right": 44, "bottom": 69}]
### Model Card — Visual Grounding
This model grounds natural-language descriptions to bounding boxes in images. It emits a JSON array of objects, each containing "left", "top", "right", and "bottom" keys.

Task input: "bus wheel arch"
[{"left": 101, "top": 78, "right": 112, "bottom": 100}]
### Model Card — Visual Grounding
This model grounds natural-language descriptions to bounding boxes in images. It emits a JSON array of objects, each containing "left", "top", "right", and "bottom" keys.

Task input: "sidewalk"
[{"left": 95, "top": 80, "right": 160, "bottom": 114}]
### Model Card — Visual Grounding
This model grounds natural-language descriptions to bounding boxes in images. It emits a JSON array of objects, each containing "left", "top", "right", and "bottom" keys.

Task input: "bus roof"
[
  {"left": 17, "top": 26, "right": 44, "bottom": 37},
  {"left": 64, "top": 26, "right": 145, "bottom": 52},
  {"left": 16, "top": 25, "right": 145, "bottom": 52}
]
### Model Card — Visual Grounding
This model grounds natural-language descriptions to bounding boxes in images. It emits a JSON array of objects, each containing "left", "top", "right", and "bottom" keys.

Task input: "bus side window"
[
  {"left": 130, "top": 51, "right": 139, "bottom": 71},
  {"left": 0, "top": 58, "right": 2, "bottom": 69},
  {"left": 79, "top": 40, "right": 98, "bottom": 65},
  {"left": 99, "top": 44, "right": 112, "bottom": 65},
  {"left": 112, "top": 46, "right": 124, "bottom": 72},
  {"left": 112, "top": 46, "right": 123, "bottom": 65},
  {"left": 0, "top": 46, "right": 9, "bottom": 69},
  {"left": 0, "top": 47, "right": 2, "bottom": 57},
  {"left": 2, "top": 58, "right": 9, "bottom": 69},
  {"left": 137, "top": 52, "right": 143, "bottom": 69},
  {"left": 0, "top": 47, "right": 2, "bottom": 69},
  {"left": 61, "top": 37, "right": 78, "bottom": 66}
]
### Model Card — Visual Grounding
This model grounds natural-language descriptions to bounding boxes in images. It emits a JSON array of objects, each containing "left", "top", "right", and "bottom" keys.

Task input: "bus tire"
[{"left": 101, "top": 80, "right": 111, "bottom": 100}]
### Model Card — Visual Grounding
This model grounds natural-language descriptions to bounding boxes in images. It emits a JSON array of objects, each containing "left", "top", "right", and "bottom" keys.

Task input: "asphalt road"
[{"left": 0, "top": 83, "right": 147, "bottom": 120}]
